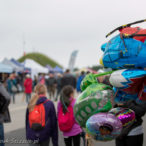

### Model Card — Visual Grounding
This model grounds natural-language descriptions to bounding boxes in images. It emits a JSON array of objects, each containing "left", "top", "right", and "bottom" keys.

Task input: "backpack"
[
  {"left": 29, "top": 100, "right": 49, "bottom": 131},
  {"left": 58, "top": 102, "right": 75, "bottom": 132},
  {"left": 0, "top": 83, "right": 10, "bottom": 113}
]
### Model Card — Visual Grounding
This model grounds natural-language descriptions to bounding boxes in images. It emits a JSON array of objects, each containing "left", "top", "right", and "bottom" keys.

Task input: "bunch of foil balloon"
[{"left": 74, "top": 20, "right": 146, "bottom": 141}]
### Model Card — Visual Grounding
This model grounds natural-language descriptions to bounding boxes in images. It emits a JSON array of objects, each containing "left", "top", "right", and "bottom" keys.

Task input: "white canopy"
[
  {"left": 23, "top": 59, "right": 48, "bottom": 78},
  {"left": 0, "top": 63, "right": 13, "bottom": 73},
  {"left": 2, "top": 58, "right": 23, "bottom": 72}
]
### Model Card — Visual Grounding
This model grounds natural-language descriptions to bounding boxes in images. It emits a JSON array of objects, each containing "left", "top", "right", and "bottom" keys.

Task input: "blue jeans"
[
  {"left": 0, "top": 124, "right": 4, "bottom": 146},
  {"left": 26, "top": 94, "right": 31, "bottom": 103},
  {"left": 8, "top": 91, "right": 15, "bottom": 104}
]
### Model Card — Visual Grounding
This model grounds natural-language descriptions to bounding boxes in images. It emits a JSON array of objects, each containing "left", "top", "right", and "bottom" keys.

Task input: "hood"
[{"left": 36, "top": 95, "right": 48, "bottom": 105}]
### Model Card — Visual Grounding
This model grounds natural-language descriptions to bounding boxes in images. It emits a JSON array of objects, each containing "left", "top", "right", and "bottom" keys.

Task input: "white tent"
[
  {"left": 2, "top": 58, "right": 23, "bottom": 72},
  {"left": 0, "top": 63, "right": 13, "bottom": 73},
  {"left": 23, "top": 59, "right": 48, "bottom": 78}
]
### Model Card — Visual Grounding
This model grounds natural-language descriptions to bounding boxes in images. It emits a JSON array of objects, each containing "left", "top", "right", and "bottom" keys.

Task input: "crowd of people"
[{"left": 3, "top": 69, "right": 87, "bottom": 104}]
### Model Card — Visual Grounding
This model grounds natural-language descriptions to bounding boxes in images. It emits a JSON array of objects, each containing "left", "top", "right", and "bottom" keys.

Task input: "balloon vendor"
[
  {"left": 74, "top": 19, "right": 146, "bottom": 146},
  {"left": 101, "top": 19, "right": 146, "bottom": 146}
]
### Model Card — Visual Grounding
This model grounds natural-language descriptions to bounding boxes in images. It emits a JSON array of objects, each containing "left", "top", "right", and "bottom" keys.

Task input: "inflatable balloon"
[
  {"left": 119, "top": 27, "right": 146, "bottom": 43},
  {"left": 86, "top": 113, "right": 123, "bottom": 141},
  {"left": 74, "top": 83, "right": 113, "bottom": 127},
  {"left": 110, "top": 69, "right": 146, "bottom": 94},
  {"left": 100, "top": 35, "right": 146, "bottom": 69},
  {"left": 113, "top": 88, "right": 138, "bottom": 103},
  {"left": 81, "top": 71, "right": 114, "bottom": 91},
  {"left": 109, "top": 107, "right": 135, "bottom": 128},
  {"left": 80, "top": 73, "right": 97, "bottom": 91},
  {"left": 106, "top": 19, "right": 146, "bottom": 41},
  {"left": 110, "top": 69, "right": 146, "bottom": 101}
]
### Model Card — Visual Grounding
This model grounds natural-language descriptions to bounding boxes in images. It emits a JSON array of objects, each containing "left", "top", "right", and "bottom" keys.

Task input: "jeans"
[
  {"left": 0, "top": 124, "right": 4, "bottom": 146},
  {"left": 29, "top": 139, "right": 50, "bottom": 146},
  {"left": 48, "top": 86, "right": 56, "bottom": 100},
  {"left": 55, "top": 88, "right": 61, "bottom": 101},
  {"left": 26, "top": 94, "right": 31, "bottom": 103},
  {"left": 9, "top": 92, "right": 15, "bottom": 104}
]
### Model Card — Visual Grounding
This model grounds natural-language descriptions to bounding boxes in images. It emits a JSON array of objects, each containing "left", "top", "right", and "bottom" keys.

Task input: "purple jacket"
[
  {"left": 57, "top": 98, "right": 82, "bottom": 137},
  {"left": 26, "top": 96, "right": 58, "bottom": 146}
]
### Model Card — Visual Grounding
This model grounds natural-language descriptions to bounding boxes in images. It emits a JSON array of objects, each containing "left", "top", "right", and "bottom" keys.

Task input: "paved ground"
[{"left": 4, "top": 93, "right": 146, "bottom": 146}]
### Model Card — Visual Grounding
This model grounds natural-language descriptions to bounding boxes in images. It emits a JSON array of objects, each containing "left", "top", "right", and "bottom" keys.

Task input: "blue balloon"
[
  {"left": 113, "top": 88, "right": 138, "bottom": 103},
  {"left": 101, "top": 35, "right": 146, "bottom": 69}
]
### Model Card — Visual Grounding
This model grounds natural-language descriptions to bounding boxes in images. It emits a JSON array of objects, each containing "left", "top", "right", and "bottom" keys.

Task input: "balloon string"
[
  {"left": 86, "top": 134, "right": 93, "bottom": 146},
  {"left": 94, "top": 70, "right": 115, "bottom": 78}
]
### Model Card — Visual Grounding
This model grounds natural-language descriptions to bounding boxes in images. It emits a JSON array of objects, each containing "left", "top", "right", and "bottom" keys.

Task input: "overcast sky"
[{"left": 0, "top": 0, "right": 146, "bottom": 68}]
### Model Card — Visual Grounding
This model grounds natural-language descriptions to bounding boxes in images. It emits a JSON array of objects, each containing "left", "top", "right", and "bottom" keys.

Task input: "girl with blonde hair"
[{"left": 26, "top": 84, "right": 58, "bottom": 146}]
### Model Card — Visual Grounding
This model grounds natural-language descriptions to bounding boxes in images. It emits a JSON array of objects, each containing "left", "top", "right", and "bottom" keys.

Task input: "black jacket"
[
  {"left": 46, "top": 77, "right": 57, "bottom": 87},
  {"left": 61, "top": 74, "right": 76, "bottom": 89},
  {"left": 115, "top": 100, "right": 146, "bottom": 137},
  {"left": 0, "top": 83, "right": 11, "bottom": 123}
]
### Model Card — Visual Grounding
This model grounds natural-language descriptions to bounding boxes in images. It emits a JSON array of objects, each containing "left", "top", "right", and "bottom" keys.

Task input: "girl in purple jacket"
[
  {"left": 26, "top": 84, "right": 58, "bottom": 146},
  {"left": 57, "top": 85, "right": 82, "bottom": 146}
]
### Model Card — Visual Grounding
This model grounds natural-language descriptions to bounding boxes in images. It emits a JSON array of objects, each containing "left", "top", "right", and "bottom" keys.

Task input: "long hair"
[
  {"left": 60, "top": 85, "right": 74, "bottom": 113},
  {"left": 28, "top": 83, "right": 47, "bottom": 112}
]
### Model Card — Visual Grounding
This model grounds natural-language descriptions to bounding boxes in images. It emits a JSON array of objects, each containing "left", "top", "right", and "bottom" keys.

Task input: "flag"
[{"left": 68, "top": 50, "right": 78, "bottom": 72}]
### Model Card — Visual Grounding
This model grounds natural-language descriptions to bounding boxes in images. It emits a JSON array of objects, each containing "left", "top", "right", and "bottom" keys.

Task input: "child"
[
  {"left": 25, "top": 84, "right": 58, "bottom": 146},
  {"left": 115, "top": 100, "right": 146, "bottom": 146},
  {"left": 57, "top": 85, "right": 82, "bottom": 146},
  {"left": 99, "top": 124, "right": 113, "bottom": 136}
]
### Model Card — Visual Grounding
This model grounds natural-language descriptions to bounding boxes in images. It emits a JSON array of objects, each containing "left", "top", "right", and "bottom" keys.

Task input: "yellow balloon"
[{"left": 99, "top": 57, "right": 103, "bottom": 65}]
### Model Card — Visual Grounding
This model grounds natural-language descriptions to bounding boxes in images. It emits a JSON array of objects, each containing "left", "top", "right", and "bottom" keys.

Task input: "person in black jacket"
[
  {"left": 61, "top": 69, "right": 76, "bottom": 90},
  {"left": 55, "top": 73, "right": 63, "bottom": 101},
  {"left": 46, "top": 73, "right": 57, "bottom": 100},
  {"left": 0, "top": 83, "right": 11, "bottom": 146},
  {"left": 115, "top": 100, "right": 146, "bottom": 146}
]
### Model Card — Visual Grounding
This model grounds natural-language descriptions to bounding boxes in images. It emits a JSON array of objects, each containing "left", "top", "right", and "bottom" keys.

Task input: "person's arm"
[
  {"left": 76, "top": 77, "right": 80, "bottom": 92},
  {"left": 60, "top": 77, "right": 64, "bottom": 89},
  {"left": 73, "top": 76, "right": 77, "bottom": 89},
  {"left": 50, "top": 102, "right": 58, "bottom": 146}
]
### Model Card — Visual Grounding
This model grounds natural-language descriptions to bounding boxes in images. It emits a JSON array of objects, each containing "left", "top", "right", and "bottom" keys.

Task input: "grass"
[{"left": 18, "top": 52, "right": 62, "bottom": 68}]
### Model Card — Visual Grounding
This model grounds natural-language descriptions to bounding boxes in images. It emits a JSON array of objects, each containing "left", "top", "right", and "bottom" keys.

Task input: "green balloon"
[
  {"left": 80, "top": 71, "right": 114, "bottom": 91},
  {"left": 80, "top": 73, "right": 98, "bottom": 91},
  {"left": 74, "top": 83, "right": 113, "bottom": 127}
]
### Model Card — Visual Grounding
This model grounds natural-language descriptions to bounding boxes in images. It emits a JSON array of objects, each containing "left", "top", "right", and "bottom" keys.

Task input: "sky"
[{"left": 0, "top": 0, "right": 146, "bottom": 68}]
